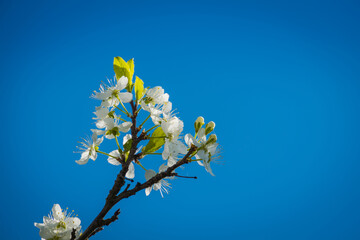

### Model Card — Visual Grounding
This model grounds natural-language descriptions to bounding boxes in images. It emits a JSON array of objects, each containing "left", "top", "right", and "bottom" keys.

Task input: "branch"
[
  {"left": 70, "top": 228, "right": 76, "bottom": 240},
  {"left": 103, "top": 209, "right": 121, "bottom": 226},
  {"left": 115, "top": 146, "right": 197, "bottom": 202},
  {"left": 88, "top": 227, "right": 103, "bottom": 239},
  {"left": 76, "top": 99, "right": 197, "bottom": 240},
  {"left": 77, "top": 101, "right": 141, "bottom": 240},
  {"left": 173, "top": 173, "right": 197, "bottom": 179},
  {"left": 86, "top": 210, "right": 121, "bottom": 239}
]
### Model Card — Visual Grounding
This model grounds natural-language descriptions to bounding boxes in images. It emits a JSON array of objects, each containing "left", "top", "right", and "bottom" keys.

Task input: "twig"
[
  {"left": 88, "top": 227, "right": 103, "bottom": 239},
  {"left": 115, "top": 146, "right": 197, "bottom": 203},
  {"left": 124, "top": 184, "right": 131, "bottom": 192},
  {"left": 174, "top": 173, "right": 198, "bottom": 179},
  {"left": 70, "top": 228, "right": 76, "bottom": 240},
  {"left": 103, "top": 209, "right": 121, "bottom": 226},
  {"left": 125, "top": 178, "right": 134, "bottom": 182}
]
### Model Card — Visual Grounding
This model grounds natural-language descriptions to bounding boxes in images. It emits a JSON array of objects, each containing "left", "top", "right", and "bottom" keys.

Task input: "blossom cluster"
[
  {"left": 34, "top": 204, "right": 81, "bottom": 240},
  {"left": 74, "top": 57, "right": 220, "bottom": 196},
  {"left": 35, "top": 57, "right": 220, "bottom": 240}
]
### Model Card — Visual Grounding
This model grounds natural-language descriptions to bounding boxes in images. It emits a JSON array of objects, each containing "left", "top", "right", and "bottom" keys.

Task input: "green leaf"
[
  {"left": 127, "top": 58, "right": 135, "bottom": 82},
  {"left": 143, "top": 127, "right": 166, "bottom": 153},
  {"left": 124, "top": 151, "right": 130, "bottom": 162},
  {"left": 127, "top": 58, "right": 135, "bottom": 92},
  {"left": 134, "top": 76, "right": 145, "bottom": 101},
  {"left": 113, "top": 57, "right": 134, "bottom": 91},
  {"left": 123, "top": 139, "right": 133, "bottom": 152}
]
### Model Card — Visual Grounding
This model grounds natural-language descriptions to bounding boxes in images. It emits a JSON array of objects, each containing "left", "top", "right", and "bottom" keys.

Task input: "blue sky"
[{"left": 1, "top": 0, "right": 360, "bottom": 239}]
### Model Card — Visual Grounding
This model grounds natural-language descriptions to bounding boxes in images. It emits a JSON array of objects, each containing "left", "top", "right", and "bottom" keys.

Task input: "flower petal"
[
  {"left": 198, "top": 128, "right": 206, "bottom": 143},
  {"left": 76, "top": 151, "right": 90, "bottom": 165},
  {"left": 145, "top": 187, "right": 152, "bottom": 196},
  {"left": 123, "top": 134, "right": 132, "bottom": 145},
  {"left": 125, "top": 162, "right": 135, "bottom": 179},
  {"left": 118, "top": 92, "right": 133, "bottom": 103},
  {"left": 52, "top": 204, "right": 64, "bottom": 221},
  {"left": 145, "top": 169, "right": 156, "bottom": 181},
  {"left": 116, "top": 76, "right": 128, "bottom": 90},
  {"left": 118, "top": 122, "right": 132, "bottom": 132},
  {"left": 107, "top": 150, "right": 121, "bottom": 165}
]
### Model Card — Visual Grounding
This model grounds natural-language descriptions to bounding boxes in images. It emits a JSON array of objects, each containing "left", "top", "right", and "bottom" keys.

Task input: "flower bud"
[
  {"left": 207, "top": 134, "right": 217, "bottom": 145},
  {"left": 205, "top": 121, "right": 215, "bottom": 135},
  {"left": 194, "top": 116, "right": 205, "bottom": 133}
]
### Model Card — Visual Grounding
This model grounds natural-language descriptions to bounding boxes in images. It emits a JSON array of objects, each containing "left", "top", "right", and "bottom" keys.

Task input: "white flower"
[
  {"left": 107, "top": 150, "right": 135, "bottom": 179},
  {"left": 76, "top": 133, "right": 103, "bottom": 165},
  {"left": 93, "top": 107, "right": 118, "bottom": 129},
  {"left": 162, "top": 138, "right": 187, "bottom": 167},
  {"left": 161, "top": 101, "right": 174, "bottom": 121},
  {"left": 145, "top": 164, "right": 172, "bottom": 197},
  {"left": 93, "top": 106, "right": 110, "bottom": 120},
  {"left": 96, "top": 118, "right": 132, "bottom": 139},
  {"left": 161, "top": 117, "right": 183, "bottom": 141},
  {"left": 92, "top": 76, "right": 133, "bottom": 108},
  {"left": 160, "top": 117, "right": 187, "bottom": 166},
  {"left": 34, "top": 204, "right": 81, "bottom": 240},
  {"left": 185, "top": 128, "right": 218, "bottom": 176},
  {"left": 196, "top": 143, "right": 218, "bottom": 176},
  {"left": 140, "top": 86, "right": 173, "bottom": 125},
  {"left": 148, "top": 101, "right": 173, "bottom": 125},
  {"left": 143, "top": 86, "right": 169, "bottom": 105}
]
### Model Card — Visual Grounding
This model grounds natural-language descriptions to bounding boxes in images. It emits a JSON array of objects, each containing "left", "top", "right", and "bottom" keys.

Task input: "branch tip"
[
  {"left": 174, "top": 173, "right": 198, "bottom": 179},
  {"left": 125, "top": 177, "right": 134, "bottom": 182}
]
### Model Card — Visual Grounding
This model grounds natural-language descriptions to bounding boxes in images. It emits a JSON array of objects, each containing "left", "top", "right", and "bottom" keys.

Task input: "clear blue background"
[{"left": 1, "top": 0, "right": 360, "bottom": 239}]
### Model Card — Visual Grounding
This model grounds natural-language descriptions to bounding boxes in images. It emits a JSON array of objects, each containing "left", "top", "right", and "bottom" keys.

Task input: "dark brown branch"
[
  {"left": 125, "top": 177, "right": 134, "bottom": 182},
  {"left": 103, "top": 209, "right": 121, "bottom": 226},
  {"left": 77, "top": 100, "right": 142, "bottom": 240},
  {"left": 70, "top": 228, "right": 76, "bottom": 240},
  {"left": 124, "top": 183, "right": 131, "bottom": 191},
  {"left": 76, "top": 99, "right": 198, "bottom": 240},
  {"left": 174, "top": 173, "right": 197, "bottom": 179},
  {"left": 88, "top": 227, "right": 103, "bottom": 239},
  {"left": 115, "top": 146, "right": 197, "bottom": 203}
]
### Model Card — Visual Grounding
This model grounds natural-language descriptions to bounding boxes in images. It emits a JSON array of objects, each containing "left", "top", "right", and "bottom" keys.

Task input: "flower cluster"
[
  {"left": 75, "top": 57, "right": 220, "bottom": 196},
  {"left": 185, "top": 118, "right": 218, "bottom": 176},
  {"left": 34, "top": 204, "right": 81, "bottom": 240},
  {"left": 35, "top": 57, "right": 221, "bottom": 240}
]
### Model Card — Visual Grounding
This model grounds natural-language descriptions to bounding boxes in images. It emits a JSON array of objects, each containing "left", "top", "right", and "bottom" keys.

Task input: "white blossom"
[
  {"left": 95, "top": 118, "right": 132, "bottom": 139},
  {"left": 140, "top": 86, "right": 173, "bottom": 125},
  {"left": 143, "top": 86, "right": 169, "bottom": 105},
  {"left": 161, "top": 117, "right": 183, "bottom": 141},
  {"left": 93, "top": 106, "right": 118, "bottom": 129},
  {"left": 92, "top": 76, "right": 133, "bottom": 108},
  {"left": 160, "top": 117, "right": 187, "bottom": 166},
  {"left": 93, "top": 106, "right": 109, "bottom": 119},
  {"left": 34, "top": 204, "right": 81, "bottom": 240},
  {"left": 145, "top": 164, "right": 172, "bottom": 197},
  {"left": 185, "top": 128, "right": 218, "bottom": 176},
  {"left": 107, "top": 150, "right": 135, "bottom": 179},
  {"left": 162, "top": 138, "right": 187, "bottom": 167},
  {"left": 76, "top": 133, "right": 103, "bottom": 165}
]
